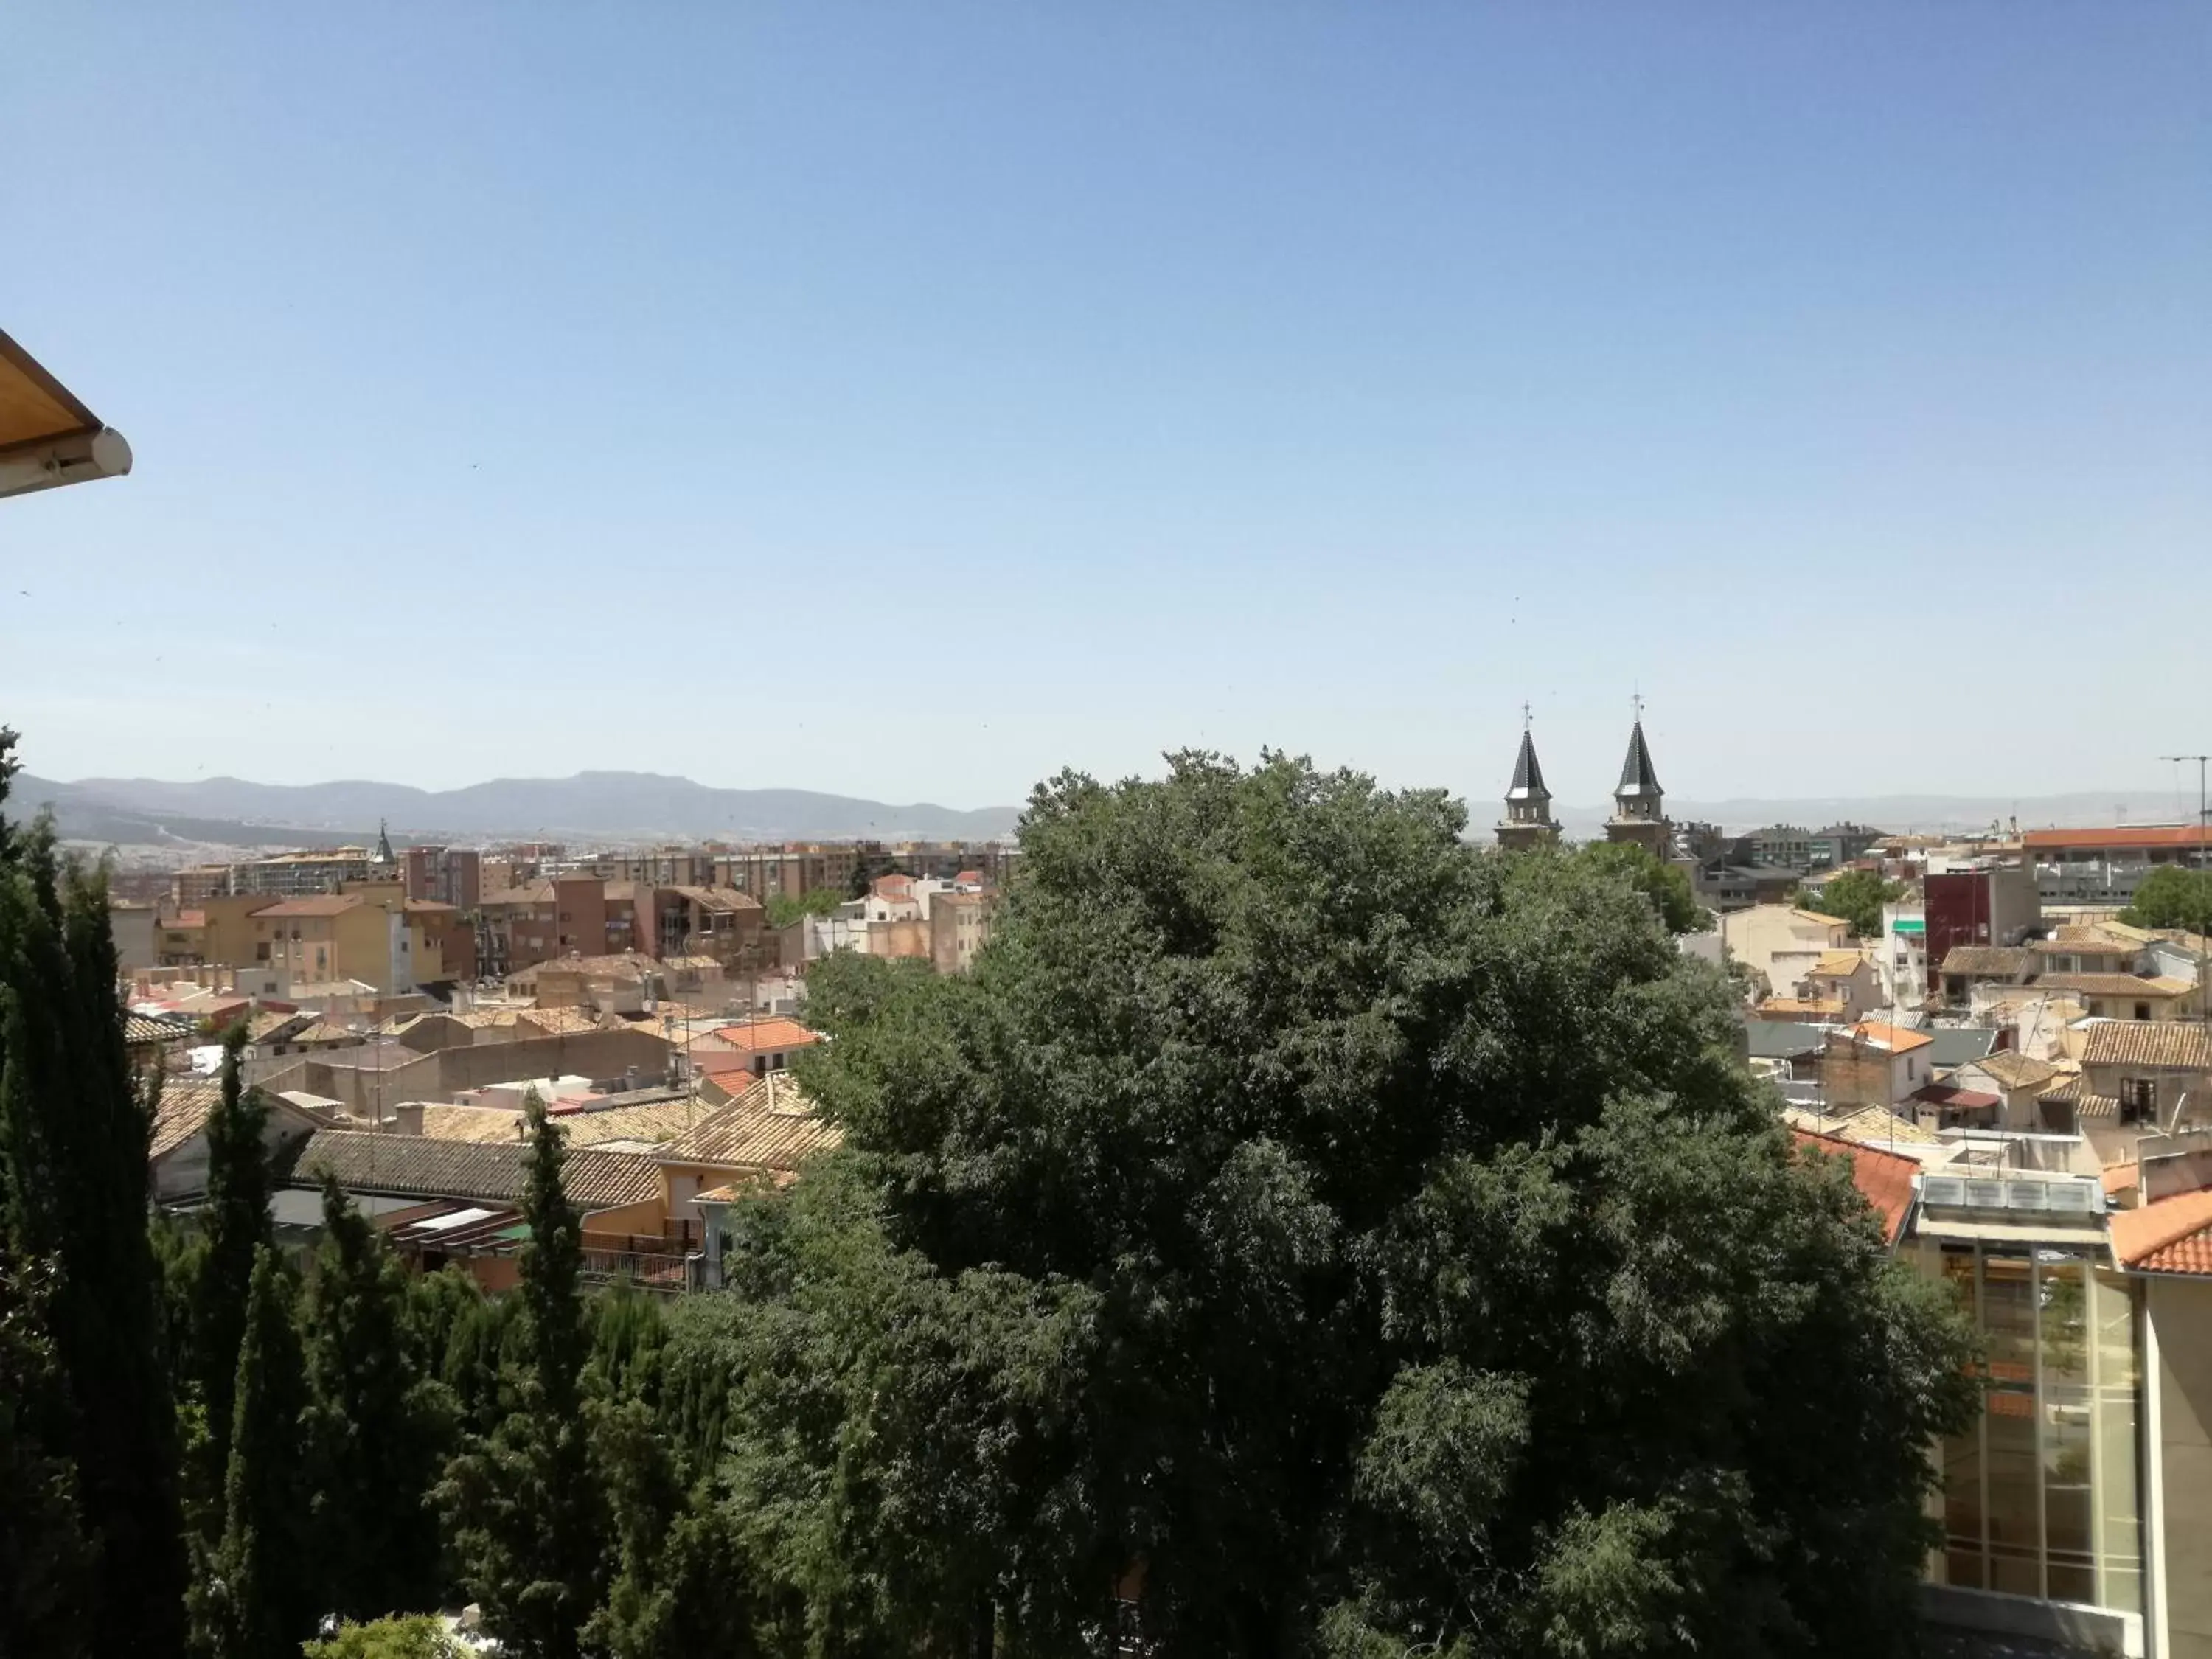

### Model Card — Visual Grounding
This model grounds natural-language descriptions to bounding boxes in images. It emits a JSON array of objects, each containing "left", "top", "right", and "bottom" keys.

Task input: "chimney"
[{"left": 393, "top": 1101, "right": 425, "bottom": 1136}]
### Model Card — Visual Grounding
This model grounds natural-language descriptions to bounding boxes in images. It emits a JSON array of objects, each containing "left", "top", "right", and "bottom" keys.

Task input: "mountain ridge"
[{"left": 15, "top": 770, "right": 1025, "bottom": 845}]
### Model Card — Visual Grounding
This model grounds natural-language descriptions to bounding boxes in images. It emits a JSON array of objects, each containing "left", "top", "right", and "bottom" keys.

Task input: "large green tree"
[
  {"left": 1805, "top": 869, "right": 1903, "bottom": 939},
  {"left": 304, "top": 1173, "right": 456, "bottom": 1623},
  {"left": 2120, "top": 864, "right": 2212, "bottom": 933},
  {"left": 740, "top": 751, "right": 1974, "bottom": 1657},
  {"left": 1571, "top": 839, "right": 1711, "bottom": 934},
  {"left": 0, "top": 728, "right": 187, "bottom": 1658},
  {"left": 440, "top": 1092, "right": 608, "bottom": 1659},
  {"left": 196, "top": 1245, "right": 314, "bottom": 1658}
]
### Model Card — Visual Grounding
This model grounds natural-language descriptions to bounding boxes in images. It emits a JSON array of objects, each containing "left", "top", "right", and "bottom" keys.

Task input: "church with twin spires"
[{"left": 1495, "top": 710, "right": 1672, "bottom": 858}]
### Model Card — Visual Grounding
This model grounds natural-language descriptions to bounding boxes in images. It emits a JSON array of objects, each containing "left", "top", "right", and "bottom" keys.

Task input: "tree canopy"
[
  {"left": 765, "top": 888, "right": 846, "bottom": 931},
  {"left": 2119, "top": 864, "right": 2212, "bottom": 933},
  {"left": 728, "top": 751, "right": 1975, "bottom": 1655},
  {"left": 1570, "top": 839, "right": 1711, "bottom": 933},
  {"left": 1804, "top": 869, "right": 1902, "bottom": 938}
]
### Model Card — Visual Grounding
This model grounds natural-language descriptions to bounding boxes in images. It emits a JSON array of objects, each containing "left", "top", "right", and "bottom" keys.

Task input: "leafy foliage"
[
  {"left": 2119, "top": 863, "right": 2212, "bottom": 932},
  {"left": 304, "top": 1175, "right": 457, "bottom": 1623},
  {"left": 0, "top": 1246, "right": 89, "bottom": 1658},
  {"left": 439, "top": 1092, "right": 608, "bottom": 1659},
  {"left": 302, "top": 1614, "right": 470, "bottom": 1658},
  {"left": 193, "top": 1025, "right": 273, "bottom": 1469},
  {"left": 765, "top": 888, "right": 846, "bottom": 930},
  {"left": 1569, "top": 839, "right": 1712, "bottom": 933},
  {"left": 197, "top": 1246, "right": 314, "bottom": 1658},
  {"left": 0, "top": 726, "right": 186, "bottom": 1658},
  {"left": 753, "top": 751, "right": 1975, "bottom": 1655},
  {"left": 1806, "top": 869, "right": 1903, "bottom": 939}
]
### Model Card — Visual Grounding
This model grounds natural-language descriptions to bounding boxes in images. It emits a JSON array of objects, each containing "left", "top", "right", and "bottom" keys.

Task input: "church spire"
[
  {"left": 1496, "top": 705, "right": 1560, "bottom": 850},
  {"left": 1605, "top": 696, "right": 1672, "bottom": 857},
  {"left": 374, "top": 817, "right": 396, "bottom": 865}
]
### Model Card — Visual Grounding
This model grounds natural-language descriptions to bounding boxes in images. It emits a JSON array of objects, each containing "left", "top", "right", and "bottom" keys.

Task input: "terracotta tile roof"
[
  {"left": 1757, "top": 997, "right": 1846, "bottom": 1018},
  {"left": 122, "top": 1013, "right": 191, "bottom": 1046},
  {"left": 417, "top": 1097, "right": 701, "bottom": 1148},
  {"left": 1785, "top": 1104, "right": 1945, "bottom": 1147},
  {"left": 1791, "top": 1128, "right": 1917, "bottom": 1245},
  {"left": 2112, "top": 1188, "right": 2212, "bottom": 1275},
  {"left": 163, "top": 910, "right": 206, "bottom": 929},
  {"left": 2050, "top": 925, "right": 2136, "bottom": 948},
  {"left": 708, "top": 1018, "right": 821, "bottom": 1057},
  {"left": 1851, "top": 1021, "right": 1933, "bottom": 1054},
  {"left": 1969, "top": 1051, "right": 2058, "bottom": 1091},
  {"left": 2035, "top": 973, "right": 2185, "bottom": 999},
  {"left": 150, "top": 1079, "right": 223, "bottom": 1161},
  {"left": 516, "top": 952, "right": 661, "bottom": 981},
  {"left": 245, "top": 1008, "right": 307, "bottom": 1043},
  {"left": 1939, "top": 946, "right": 2033, "bottom": 978},
  {"left": 1810, "top": 950, "right": 1868, "bottom": 978},
  {"left": 2023, "top": 825, "right": 2212, "bottom": 851},
  {"left": 288, "top": 1021, "right": 361, "bottom": 1046},
  {"left": 515, "top": 1006, "right": 605, "bottom": 1036},
  {"left": 2101, "top": 1161, "right": 2138, "bottom": 1198},
  {"left": 252, "top": 895, "right": 361, "bottom": 918},
  {"left": 478, "top": 882, "right": 554, "bottom": 908},
  {"left": 1909, "top": 1084, "right": 2002, "bottom": 1113},
  {"left": 1791, "top": 908, "right": 1849, "bottom": 928},
  {"left": 283, "top": 1128, "right": 660, "bottom": 1211},
  {"left": 2080, "top": 1022, "right": 2212, "bottom": 1071},
  {"left": 655, "top": 1074, "right": 839, "bottom": 1172}
]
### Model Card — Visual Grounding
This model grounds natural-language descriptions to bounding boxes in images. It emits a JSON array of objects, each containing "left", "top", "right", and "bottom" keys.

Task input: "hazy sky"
[{"left": 5, "top": 4, "right": 2207, "bottom": 811}]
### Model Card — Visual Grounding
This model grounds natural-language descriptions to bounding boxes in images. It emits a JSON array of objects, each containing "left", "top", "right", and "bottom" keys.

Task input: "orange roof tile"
[
  {"left": 1851, "top": 1021, "right": 1933, "bottom": 1054},
  {"left": 253, "top": 895, "right": 361, "bottom": 918},
  {"left": 2112, "top": 1188, "right": 2212, "bottom": 1276},
  {"left": 708, "top": 1018, "right": 821, "bottom": 1057},
  {"left": 2023, "top": 825, "right": 2211, "bottom": 851},
  {"left": 1791, "top": 1129, "right": 1917, "bottom": 1245}
]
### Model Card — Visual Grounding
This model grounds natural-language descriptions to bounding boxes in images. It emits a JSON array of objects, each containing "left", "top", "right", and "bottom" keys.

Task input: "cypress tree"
[
  {"left": 0, "top": 728, "right": 187, "bottom": 1657},
  {"left": 200, "top": 1245, "right": 314, "bottom": 1658},
  {"left": 0, "top": 1244, "right": 90, "bottom": 1658},
  {"left": 194, "top": 1022, "right": 273, "bottom": 1463},
  {"left": 440, "top": 1091, "right": 608, "bottom": 1659},
  {"left": 305, "top": 1172, "right": 453, "bottom": 1621}
]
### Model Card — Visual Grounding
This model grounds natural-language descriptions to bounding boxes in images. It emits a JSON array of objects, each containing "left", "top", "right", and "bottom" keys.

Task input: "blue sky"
[{"left": 4, "top": 3, "right": 2207, "bottom": 812}]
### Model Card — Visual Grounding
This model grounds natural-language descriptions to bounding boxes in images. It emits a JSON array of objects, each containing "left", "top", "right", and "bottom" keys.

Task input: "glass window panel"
[
  {"left": 2091, "top": 1268, "right": 2143, "bottom": 1615},
  {"left": 1983, "top": 1253, "right": 2042, "bottom": 1596},
  {"left": 1938, "top": 1247, "right": 1985, "bottom": 1585},
  {"left": 2039, "top": 1253, "right": 2094, "bottom": 1603}
]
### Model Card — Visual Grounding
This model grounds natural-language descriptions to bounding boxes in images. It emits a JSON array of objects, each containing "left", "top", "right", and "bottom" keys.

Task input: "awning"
[{"left": 0, "top": 326, "right": 131, "bottom": 501}]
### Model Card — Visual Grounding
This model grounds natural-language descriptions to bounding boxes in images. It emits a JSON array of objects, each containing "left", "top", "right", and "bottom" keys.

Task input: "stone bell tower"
[{"left": 1496, "top": 706, "right": 1562, "bottom": 852}]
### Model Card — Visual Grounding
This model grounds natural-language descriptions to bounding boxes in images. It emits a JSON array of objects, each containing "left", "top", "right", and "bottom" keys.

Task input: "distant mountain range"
[
  {"left": 13, "top": 771, "right": 2185, "bottom": 857},
  {"left": 14, "top": 771, "right": 1025, "bottom": 849}
]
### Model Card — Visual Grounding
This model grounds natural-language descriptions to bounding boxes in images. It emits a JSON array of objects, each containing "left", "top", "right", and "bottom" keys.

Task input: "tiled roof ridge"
[{"left": 2113, "top": 1188, "right": 2212, "bottom": 1269}]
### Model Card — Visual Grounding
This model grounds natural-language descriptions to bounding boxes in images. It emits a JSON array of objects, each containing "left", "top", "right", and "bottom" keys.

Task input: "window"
[
  {"left": 1935, "top": 1244, "right": 2139, "bottom": 1612},
  {"left": 2120, "top": 1078, "right": 2157, "bottom": 1124},
  {"left": 2133, "top": 1003, "right": 2151, "bottom": 1021}
]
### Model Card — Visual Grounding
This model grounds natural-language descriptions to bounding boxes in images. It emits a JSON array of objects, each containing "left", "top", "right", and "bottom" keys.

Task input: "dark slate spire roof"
[
  {"left": 1615, "top": 720, "right": 1663, "bottom": 800},
  {"left": 1505, "top": 728, "right": 1551, "bottom": 802},
  {"left": 374, "top": 818, "right": 396, "bottom": 864}
]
